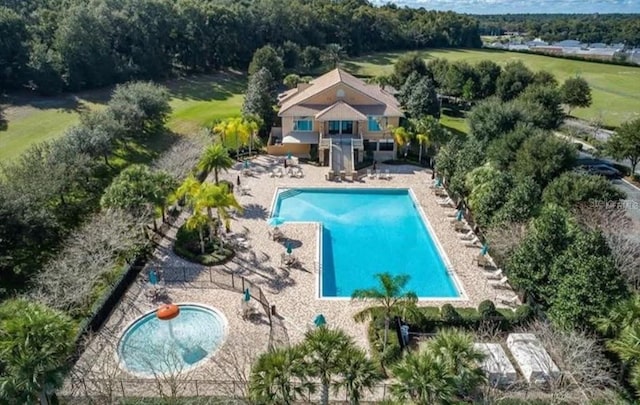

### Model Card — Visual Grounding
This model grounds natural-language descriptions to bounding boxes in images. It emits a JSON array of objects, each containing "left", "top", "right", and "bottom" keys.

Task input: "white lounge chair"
[
  {"left": 461, "top": 236, "right": 482, "bottom": 247},
  {"left": 484, "top": 268, "right": 503, "bottom": 280},
  {"left": 437, "top": 197, "right": 454, "bottom": 207},
  {"left": 496, "top": 295, "right": 520, "bottom": 308},
  {"left": 375, "top": 169, "right": 381, "bottom": 179},
  {"left": 240, "top": 186, "right": 251, "bottom": 196},
  {"left": 458, "top": 229, "right": 475, "bottom": 239},
  {"left": 269, "top": 170, "right": 275, "bottom": 178},
  {"left": 384, "top": 169, "right": 391, "bottom": 180},
  {"left": 367, "top": 169, "right": 373, "bottom": 179},
  {"left": 489, "top": 276, "right": 510, "bottom": 289},
  {"left": 274, "top": 167, "right": 284, "bottom": 178},
  {"left": 295, "top": 168, "right": 304, "bottom": 178}
]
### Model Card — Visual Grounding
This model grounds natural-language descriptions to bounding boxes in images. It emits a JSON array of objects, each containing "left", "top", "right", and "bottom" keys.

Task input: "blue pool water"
[
  {"left": 118, "top": 304, "right": 227, "bottom": 375},
  {"left": 273, "top": 188, "right": 459, "bottom": 298}
]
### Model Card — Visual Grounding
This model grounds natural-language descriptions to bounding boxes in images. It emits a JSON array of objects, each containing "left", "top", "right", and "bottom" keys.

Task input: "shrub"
[
  {"left": 478, "top": 300, "right": 497, "bottom": 318},
  {"left": 514, "top": 303, "right": 534, "bottom": 324},
  {"left": 440, "top": 304, "right": 461, "bottom": 323},
  {"left": 173, "top": 223, "right": 234, "bottom": 265}
]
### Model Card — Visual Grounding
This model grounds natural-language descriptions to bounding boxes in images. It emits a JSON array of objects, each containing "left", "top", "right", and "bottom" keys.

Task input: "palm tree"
[
  {"left": 429, "top": 330, "right": 486, "bottom": 398},
  {"left": 392, "top": 127, "right": 412, "bottom": 158},
  {"left": 196, "top": 183, "right": 243, "bottom": 251},
  {"left": 303, "top": 327, "right": 353, "bottom": 405},
  {"left": 391, "top": 348, "right": 455, "bottom": 405},
  {"left": 243, "top": 115, "right": 263, "bottom": 157},
  {"left": 173, "top": 175, "right": 201, "bottom": 210},
  {"left": 0, "top": 299, "right": 76, "bottom": 404},
  {"left": 409, "top": 118, "right": 432, "bottom": 165},
  {"left": 352, "top": 272, "right": 418, "bottom": 351},
  {"left": 185, "top": 211, "right": 208, "bottom": 254},
  {"left": 334, "top": 347, "right": 383, "bottom": 405},
  {"left": 595, "top": 294, "right": 640, "bottom": 337},
  {"left": 249, "top": 346, "right": 313, "bottom": 405},
  {"left": 198, "top": 143, "right": 233, "bottom": 184}
]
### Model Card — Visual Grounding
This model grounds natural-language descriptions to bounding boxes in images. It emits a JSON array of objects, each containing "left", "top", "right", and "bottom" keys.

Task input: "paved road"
[{"left": 564, "top": 118, "right": 614, "bottom": 142}]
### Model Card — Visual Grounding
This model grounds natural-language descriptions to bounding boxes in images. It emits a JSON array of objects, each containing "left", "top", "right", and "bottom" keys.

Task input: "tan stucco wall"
[{"left": 267, "top": 143, "right": 311, "bottom": 156}]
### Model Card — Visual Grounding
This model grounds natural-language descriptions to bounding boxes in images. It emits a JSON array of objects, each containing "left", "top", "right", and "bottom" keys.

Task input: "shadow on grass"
[
  {"left": 166, "top": 71, "right": 247, "bottom": 102},
  {"left": 111, "top": 131, "right": 181, "bottom": 168},
  {"left": 1, "top": 87, "right": 111, "bottom": 113}
]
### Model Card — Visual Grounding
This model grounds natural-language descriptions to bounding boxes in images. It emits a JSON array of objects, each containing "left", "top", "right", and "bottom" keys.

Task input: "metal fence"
[
  {"left": 66, "top": 377, "right": 394, "bottom": 403},
  {"left": 154, "top": 265, "right": 272, "bottom": 327}
]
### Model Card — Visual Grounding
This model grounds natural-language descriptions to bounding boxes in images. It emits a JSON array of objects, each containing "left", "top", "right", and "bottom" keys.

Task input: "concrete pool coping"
[
  {"left": 115, "top": 302, "right": 229, "bottom": 378},
  {"left": 269, "top": 186, "right": 468, "bottom": 301}
]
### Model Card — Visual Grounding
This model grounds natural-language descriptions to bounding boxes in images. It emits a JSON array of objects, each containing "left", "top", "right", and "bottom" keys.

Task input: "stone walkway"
[{"left": 65, "top": 155, "right": 515, "bottom": 398}]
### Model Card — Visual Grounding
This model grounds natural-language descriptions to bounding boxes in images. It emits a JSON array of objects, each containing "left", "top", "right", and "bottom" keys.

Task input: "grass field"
[
  {"left": 0, "top": 72, "right": 245, "bottom": 162},
  {"left": 342, "top": 48, "right": 640, "bottom": 127}
]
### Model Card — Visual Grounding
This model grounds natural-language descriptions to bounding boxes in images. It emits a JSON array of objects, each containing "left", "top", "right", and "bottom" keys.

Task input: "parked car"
[{"left": 578, "top": 164, "right": 622, "bottom": 179}]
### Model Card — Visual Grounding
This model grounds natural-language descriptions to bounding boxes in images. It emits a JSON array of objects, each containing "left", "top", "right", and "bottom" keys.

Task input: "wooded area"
[
  {"left": 0, "top": 0, "right": 481, "bottom": 94},
  {"left": 477, "top": 14, "right": 640, "bottom": 45}
]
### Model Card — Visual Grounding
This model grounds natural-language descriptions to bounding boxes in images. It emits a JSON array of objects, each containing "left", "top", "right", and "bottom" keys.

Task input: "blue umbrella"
[
  {"left": 314, "top": 314, "right": 327, "bottom": 327},
  {"left": 286, "top": 241, "right": 293, "bottom": 255},
  {"left": 455, "top": 210, "right": 463, "bottom": 221},
  {"left": 435, "top": 177, "right": 442, "bottom": 187},
  {"left": 243, "top": 160, "right": 249, "bottom": 169},
  {"left": 149, "top": 269, "right": 158, "bottom": 285},
  {"left": 243, "top": 288, "right": 251, "bottom": 302},
  {"left": 287, "top": 152, "right": 292, "bottom": 159},
  {"left": 480, "top": 244, "right": 489, "bottom": 256},
  {"left": 267, "top": 217, "right": 286, "bottom": 227}
]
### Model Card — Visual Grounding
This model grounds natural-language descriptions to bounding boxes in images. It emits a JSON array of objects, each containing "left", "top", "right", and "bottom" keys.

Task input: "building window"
[
  {"left": 328, "top": 120, "right": 340, "bottom": 134},
  {"left": 364, "top": 140, "right": 377, "bottom": 151},
  {"left": 379, "top": 140, "right": 394, "bottom": 151},
  {"left": 341, "top": 120, "right": 353, "bottom": 134},
  {"left": 367, "top": 116, "right": 382, "bottom": 132},
  {"left": 293, "top": 117, "right": 313, "bottom": 131}
]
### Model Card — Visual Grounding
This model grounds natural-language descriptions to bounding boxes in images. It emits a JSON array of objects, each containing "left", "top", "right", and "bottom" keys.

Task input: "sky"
[{"left": 370, "top": 0, "right": 640, "bottom": 14}]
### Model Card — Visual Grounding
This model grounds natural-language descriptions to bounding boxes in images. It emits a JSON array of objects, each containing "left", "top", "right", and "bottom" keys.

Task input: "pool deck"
[{"left": 65, "top": 155, "right": 515, "bottom": 398}]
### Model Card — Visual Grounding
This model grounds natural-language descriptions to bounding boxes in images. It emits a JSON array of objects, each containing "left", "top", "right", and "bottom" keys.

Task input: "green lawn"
[
  {"left": 343, "top": 48, "right": 640, "bottom": 127},
  {"left": 0, "top": 72, "right": 245, "bottom": 162}
]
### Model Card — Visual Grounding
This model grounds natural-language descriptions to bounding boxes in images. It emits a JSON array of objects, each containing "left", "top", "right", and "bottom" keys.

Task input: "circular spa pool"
[{"left": 117, "top": 304, "right": 227, "bottom": 375}]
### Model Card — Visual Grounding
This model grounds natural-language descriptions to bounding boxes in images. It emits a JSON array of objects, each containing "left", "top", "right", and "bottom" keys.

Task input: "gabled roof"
[
  {"left": 315, "top": 101, "right": 368, "bottom": 121},
  {"left": 278, "top": 68, "right": 403, "bottom": 117}
]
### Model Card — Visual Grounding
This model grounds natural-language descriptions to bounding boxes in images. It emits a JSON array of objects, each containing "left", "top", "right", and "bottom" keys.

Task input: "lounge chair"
[
  {"left": 241, "top": 299, "right": 261, "bottom": 320},
  {"left": 384, "top": 169, "right": 391, "bottom": 180},
  {"left": 242, "top": 168, "right": 252, "bottom": 177},
  {"left": 269, "top": 170, "right": 276, "bottom": 178},
  {"left": 375, "top": 169, "right": 381, "bottom": 179},
  {"left": 496, "top": 295, "right": 520, "bottom": 308},
  {"left": 367, "top": 169, "right": 373, "bottom": 179},
  {"left": 280, "top": 253, "right": 299, "bottom": 268},
  {"left": 484, "top": 268, "right": 503, "bottom": 280},
  {"left": 295, "top": 167, "right": 304, "bottom": 178},
  {"left": 475, "top": 255, "right": 495, "bottom": 269},
  {"left": 339, "top": 171, "right": 346, "bottom": 181},
  {"left": 287, "top": 168, "right": 295, "bottom": 178},
  {"left": 437, "top": 197, "right": 455, "bottom": 207},
  {"left": 434, "top": 188, "right": 448, "bottom": 197},
  {"left": 270, "top": 228, "right": 285, "bottom": 241},
  {"left": 325, "top": 171, "right": 335, "bottom": 181},
  {"left": 461, "top": 236, "right": 481, "bottom": 247},
  {"left": 489, "top": 276, "right": 510, "bottom": 289},
  {"left": 458, "top": 229, "right": 475, "bottom": 240},
  {"left": 452, "top": 221, "right": 469, "bottom": 232},
  {"left": 240, "top": 186, "right": 251, "bottom": 196}
]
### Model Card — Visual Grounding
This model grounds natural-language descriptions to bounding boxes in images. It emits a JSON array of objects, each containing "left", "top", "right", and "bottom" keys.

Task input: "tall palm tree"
[
  {"left": 392, "top": 127, "right": 412, "bottom": 158},
  {"left": 303, "top": 327, "right": 353, "bottom": 405},
  {"left": 429, "top": 330, "right": 486, "bottom": 398},
  {"left": 334, "top": 347, "right": 383, "bottom": 405},
  {"left": 243, "top": 115, "right": 263, "bottom": 157},
  {"left": 595, "top": 294, "right": 640, "bottom": 337},
  {"left": 198, "top": 143, "right": 233, "bottom": 184},
  {"left": 249, "top": 346, "right": 313, "bottom": 405},
  {"left": 352, "top": 272, "right": 418, "bottom": 351},
  {"left": 391, "top": 348, "right": 455, "bottom": 405},
  {"left": 173, "top": 175, "right": 201, "bottom": 210},
  {"left": 409, "top": 117, "right": 432, "bottom": 165},
  {"left": 185, "top": 211, "right": 208, "bottom": 254},
  {"left": 196, "top": 183, "right": 243, "bottom": 251}
]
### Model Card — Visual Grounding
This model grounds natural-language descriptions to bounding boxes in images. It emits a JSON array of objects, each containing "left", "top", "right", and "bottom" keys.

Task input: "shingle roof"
[
  {"left": 315, "top": 101, "right": 368, "bottom": 121},
  {"left": 278, "top": 68, "right": 403, "bottom": 117}
]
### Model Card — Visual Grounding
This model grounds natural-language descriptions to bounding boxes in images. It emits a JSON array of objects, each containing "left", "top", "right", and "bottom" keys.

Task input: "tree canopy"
[{"left": 607, "top": 117, "right": 640, "bottom": 175}]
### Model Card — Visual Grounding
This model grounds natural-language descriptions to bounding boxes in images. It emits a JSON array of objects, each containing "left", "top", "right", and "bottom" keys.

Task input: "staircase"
[{"left": 330, "top": 142, "right": 343, "bottom": 172}]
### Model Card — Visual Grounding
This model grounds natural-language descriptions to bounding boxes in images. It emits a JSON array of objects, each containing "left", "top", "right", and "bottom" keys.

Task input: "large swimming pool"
[{"left": 272, "top": 188, "right": 460, "bottom": 298}]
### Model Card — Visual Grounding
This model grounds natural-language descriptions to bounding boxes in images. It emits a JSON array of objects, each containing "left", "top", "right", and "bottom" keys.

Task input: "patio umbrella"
[
  {"left": 286, "top": 241, "right": 293, "bottom": 255},
  {"left": 243, "top": 160, "right": 249, "bottom": 169},
  {"left": 480, "top": 244, "right": 489, "bottom": 256},
  {"left": 149, "top": 269, "right": 158, "bottom": 285},
  {"left": 286, "top": 152, "right": 292, "bottom": 159},
  {"left": 243, "top": 288, "right": 251, "bottom": 302},
  {"left": 314, "top": 314, "right": 327, "bottom": 328},
  {"left": 455, "top": 209, "right": 463, "bottom": 221},
  {"left": 267, "top": 217, "right": 286, "bottom": 227}
]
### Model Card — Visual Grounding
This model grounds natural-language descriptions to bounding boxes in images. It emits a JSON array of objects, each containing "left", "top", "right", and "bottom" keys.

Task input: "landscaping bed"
[{"left": 173, "top": 223, "right": 234, "bottom": 266}]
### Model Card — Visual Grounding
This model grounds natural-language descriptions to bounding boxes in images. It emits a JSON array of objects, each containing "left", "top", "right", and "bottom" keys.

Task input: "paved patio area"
[{"left": 66, "top": 155, "right": 512, "bottom": 398}]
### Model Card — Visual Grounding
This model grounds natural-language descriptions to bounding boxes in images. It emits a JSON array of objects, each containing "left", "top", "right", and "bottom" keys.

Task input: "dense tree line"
[
  {"left": 0, "top": 0, "right": 481, "bottom": 94},
  {"left": 476, "top": 14, "right": 640, "bottom": 45}
]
